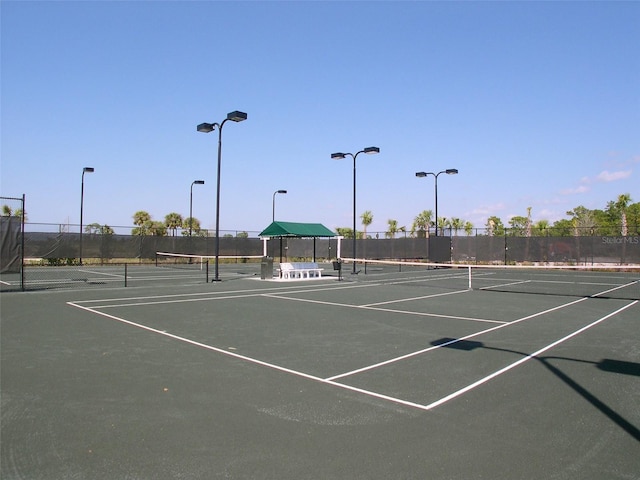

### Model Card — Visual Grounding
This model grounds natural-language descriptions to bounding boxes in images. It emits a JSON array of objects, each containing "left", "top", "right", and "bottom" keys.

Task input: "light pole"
[
  {"left": 79, "top": 166, "right": 94, "bottom": 265},
  {"left": 189, "top": 180, "right": 205, "bottom": 237},
  {"left": 331, "top": 146, "right": 380, "bottom": 273},
  {"left": 272, "top": 189, "right": 287, "bottom": 222},
  {"left": 415, "top": 168, "right": 458, "bottom": 236},
  {"left": 197, "top": 110, "right": 247, "bottom": 281}
]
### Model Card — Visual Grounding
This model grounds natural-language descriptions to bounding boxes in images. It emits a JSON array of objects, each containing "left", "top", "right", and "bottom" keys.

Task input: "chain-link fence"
[
  {"left": 2, "top": 224, "right": 638, "bottom": 291},
  {"left": 15, "top": 230, "right": 638, "bottom": 265}
]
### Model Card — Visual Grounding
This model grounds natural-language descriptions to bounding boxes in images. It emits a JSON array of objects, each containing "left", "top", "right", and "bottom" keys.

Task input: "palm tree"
[
  {"left": 164, "top": 212, "right": 183, "bottom": 236},
  {"left": 450, "top": 217, "right": 463, "bottom": 236},
  {"left": 411, "top": 210, "right": 433, "bottom": 238},
  {"left": 132, "top": 210, "right": 152, "bottom": 236},
  {"left": 182, "top": 217, "right": 201, "bottom": 236},
  {"left": 133, "top": 210, "right": 150, "bottom": 225},
  {"left": 615, "top": 193, "right": 632, "bottom": 236},
  {"left": 149, "top": 221, "right": 167, "bottom": 236},
  {"left": 360, "top": 210, "right": 373, "bottom": 239},
  {"left": 463, "top": 221, "right": 474, "bottom": 236},
  {"left": 437, "top": 217, "right": 448, "bottom": 236},
  {"left": 386, "top": 219, "right": 399, "bottom": 239}
]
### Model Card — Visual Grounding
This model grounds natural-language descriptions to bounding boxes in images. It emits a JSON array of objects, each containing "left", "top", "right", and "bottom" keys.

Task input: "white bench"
[{"left": 278, "top": 262, "right": 323, "bottom": 280}]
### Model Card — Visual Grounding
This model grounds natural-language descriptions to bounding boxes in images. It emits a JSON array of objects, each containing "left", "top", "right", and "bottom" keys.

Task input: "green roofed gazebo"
[
  {"left": 259, "top": 221, "right": 336, "bottom": 238},
  {"left": 259, "top": 221, "right": 341, "bottom": 261}
]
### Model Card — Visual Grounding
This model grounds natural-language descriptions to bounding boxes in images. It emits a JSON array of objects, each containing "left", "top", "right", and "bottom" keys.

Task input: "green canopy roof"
[{"left": 259, "top": 221, "right": 336, "bottom": 238}]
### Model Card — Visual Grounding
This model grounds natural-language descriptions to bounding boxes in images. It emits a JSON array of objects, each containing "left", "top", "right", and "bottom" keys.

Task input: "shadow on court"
[{"left": 434, "top": 337, "right": 640, "bottom": 442}]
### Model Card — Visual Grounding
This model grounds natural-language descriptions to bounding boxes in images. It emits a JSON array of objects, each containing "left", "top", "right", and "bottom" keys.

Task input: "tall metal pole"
[
  {"left": 190, "top": 183, "right": 195, "bottom": 238},
  {"left": 272, "top": 190, "right": 287, "bottom": 222},
  {"left": 331, "top": 147, "right": 379, "bottom": 274},
  {"left": 352, "top": 154, "right": 357, "bottom": 273},
  {"left": 20, "top": 194, "right": 25, "bottom": 291},
  {"left": 434, "top": 174, "right": 439, "bottom": 237},
  {"left": 190, "top": 180, "right": 204, "bottom": 238},
  {"left": 415, "top": 169, "right": 458, "bottom": 237},
  {"left": 79, "top": 167, "right": 94, "bottom": 265},
  {"left": 197, "top": 111, "right": 247, "bottom": 282},
  {"left": 214, "top": 125, "right": 224, "bottom": 281}
]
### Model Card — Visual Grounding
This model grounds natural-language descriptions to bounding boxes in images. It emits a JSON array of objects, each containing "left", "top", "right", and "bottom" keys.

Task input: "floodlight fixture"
[
  {"left": 197, "top": 123, "right": 215, "bottom": 133},
  {"left": 227, "top": 111, "right": 248, "bottom": 122}
]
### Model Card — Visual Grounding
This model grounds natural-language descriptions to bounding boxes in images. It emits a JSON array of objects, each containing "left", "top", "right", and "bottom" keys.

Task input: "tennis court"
[{"left": 1, "top": 261, "right": 639, "bottom": 479}]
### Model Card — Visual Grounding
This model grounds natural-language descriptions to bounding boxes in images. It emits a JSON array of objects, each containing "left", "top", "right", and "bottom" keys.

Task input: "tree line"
[
  {"left": 2, "top": 193, "right": 637, "bottom": 238},
  {"left": 337, "top": 193, "right": 638, "bottom": 238},
  {"left": 130, "top": 211, "right": 248, "bottom": 238}
]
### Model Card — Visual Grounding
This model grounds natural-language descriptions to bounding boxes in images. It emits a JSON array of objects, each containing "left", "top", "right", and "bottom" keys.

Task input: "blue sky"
[{"left": 2, "top": 1, "right": 638, "bottom": 235}]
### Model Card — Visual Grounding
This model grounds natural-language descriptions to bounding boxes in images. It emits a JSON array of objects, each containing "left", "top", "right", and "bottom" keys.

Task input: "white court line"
[
  {"left": 81, "top": 269, "right": 127, "bottom": 279},
  {"left": 423, "top": 300, "right": 638, "bottom": 410},
  {"left": 368, "top": 273, "right": 469, "bottom": 288},
  {"left": 72, "top": 280, "right": 371, "bottom": 305},
  {"left": 361, "top": 305, "right": 506, "bottom": 324},
  {"left": 67, "top": 297, "right": 638, "bottom": 412},
  {"left": 362, "top": 288, "right": 469, "bottom": 306},
  {"left": 326, "top": 296, "right": 589, "bottom": 381},
  {"left": 592, "top": 280, "right": 639, "bottom": 298},
  {"left": 78, "top": 283, "right": 373, "bottom": 308},
  {"left": 66, "top": 301, "right": 430, "bottom": 411},
  {"left": 263, "top": 292, "right": 505, "bottom": 325},
  {"left": 480, "top": 280, "right": 531, "bottom": 290},
  {"left": 93, "top": 293, "right": 268, "bottom": 309},
  {"left": 67, "top": 302, "right": 323, "bottom": 381}
]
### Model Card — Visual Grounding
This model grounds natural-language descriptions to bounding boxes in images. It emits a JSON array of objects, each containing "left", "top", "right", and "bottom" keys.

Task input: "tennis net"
[
  {"left": 155, "top": 252, "right": 266, "bottom": 282},
  {"left": 155, "top": 252, "right": 264, "bottom": 269},
  {"left": 357, "top": 259, "right": 640, "bottom": 300}
]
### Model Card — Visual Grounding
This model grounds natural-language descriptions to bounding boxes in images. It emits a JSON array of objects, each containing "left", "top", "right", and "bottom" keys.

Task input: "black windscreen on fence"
[
  {"left": 1, "top": 216, "right": 22, "bottom": 273},
  {"left": 17, "top": 231, "right": 640, "bottom": 265}
]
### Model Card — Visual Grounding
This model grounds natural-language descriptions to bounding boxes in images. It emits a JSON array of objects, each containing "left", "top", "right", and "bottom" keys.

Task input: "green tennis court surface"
[{"left": 2, "top": 264, "right": 638, "bottom": 479}]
